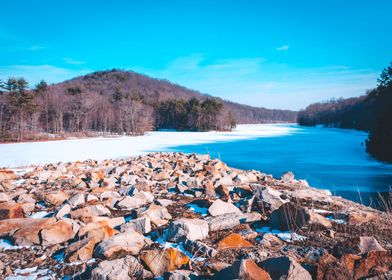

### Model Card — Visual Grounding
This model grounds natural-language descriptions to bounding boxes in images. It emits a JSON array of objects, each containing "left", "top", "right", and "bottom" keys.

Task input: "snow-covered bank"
[{"left": 0, "top": 124, "right": 297, "bottom": 168}]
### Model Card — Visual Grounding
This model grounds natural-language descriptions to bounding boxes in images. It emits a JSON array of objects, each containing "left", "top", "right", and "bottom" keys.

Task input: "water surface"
[{"left": 168, "top": 124, "right": 392, "bottom": 208}]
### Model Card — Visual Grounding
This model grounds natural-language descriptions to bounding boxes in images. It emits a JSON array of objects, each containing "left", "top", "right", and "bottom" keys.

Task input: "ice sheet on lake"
[{"left": 0, "top": 124, "right": 296, "bottom": 168}]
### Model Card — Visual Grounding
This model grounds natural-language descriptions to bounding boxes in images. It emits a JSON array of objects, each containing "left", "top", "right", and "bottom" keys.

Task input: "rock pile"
[{"left": 0, "top": 152, "right": 391, "bottom": 279}]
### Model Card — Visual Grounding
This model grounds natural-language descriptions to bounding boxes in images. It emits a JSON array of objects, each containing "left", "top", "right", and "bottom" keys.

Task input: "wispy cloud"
[
  {"left": 0, "top": 65, "right": 90, "bottom": 87},
  {"left": 64, "top": 57, "right": 86, "bottom": 65},
  {"left": 276, "top": 45, "right": 289, "bottom": 51},
  {"left": 132, "top": 55, "right": 378, "bottom": 110},
  {"left": 27, "top": 45, "right": 45, "bottom": 51}
]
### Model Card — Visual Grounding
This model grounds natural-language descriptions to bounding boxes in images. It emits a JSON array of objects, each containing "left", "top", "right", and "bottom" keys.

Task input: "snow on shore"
[{"left": 0, "top": 124, "right": 297, "bottom": 168}]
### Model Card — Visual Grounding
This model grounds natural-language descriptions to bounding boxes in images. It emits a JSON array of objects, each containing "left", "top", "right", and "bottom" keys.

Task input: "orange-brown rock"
[
  {"left": 140, "top": 248, "right": 189, "bottom": 276},
  {"left": 217, "top": 233, "right": 254, "bottom": 249},
  {"left": 65, "top": 236, "right": 100, "bottom": 262},
  {"left": 348, "top": 211, "right": 376, "bottom": 225},
  {"left": 0, "top": 202, "right": 24, "bottom": 220},
  {"left": 0, "top": 169, "right": 16, "bottom": 181},
  {"left": 79, "top": 220, "right": 119, "bottom": 241},
  {"left": 0, "top": 218, "right": 56, "bottom": 246},
  {"left": 216, "top": 184, "right": 230, "bottom": 201},
  {"left": 40, "top": 220, "right": 75, "bottom": 246},
  {"left": 353, "top": 251, "right": 392, "bottom": 279},
  {"left": 214, "top": 259, "right": 271, "bottom": 280},
  {"left": 44, "top": 191, "right": 70, "bottom": 206},
  {"left": 316, "top": 253, "right": 352, "bottom": 280}
]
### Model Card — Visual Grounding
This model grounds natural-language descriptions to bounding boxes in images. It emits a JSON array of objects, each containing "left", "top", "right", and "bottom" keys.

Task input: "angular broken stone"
[
  {"left": 44, "top": 191, "right": 70, "bottom": 206},
  {"left": 213, "top": 259, "right": 271, "bottom": 280},
  {"left": 55, "top": 203, "right": 71, "bottom": 218},
  {"left": 91, "top": 255, "right": 144, "bottom": 280},
  {"left": 40, "top": 219, "right": 75, "bottom": 246},
  {"left": 183, "top": 239, "right": 217, "bottom": 258},
  {"left": 260, "top": 256, "right": 312, "bottom": 280},
  {"left": 217, "top": 233, "right": 254, "bottom": 250},
  {"left": 65, "top": 236, "right": 100, "bottom": 262},
  {"left": 68, "top": 193, "right": 85, "bottom": 208},
  {"left": 140, "top": 248, "right": 189, "bottom": 277},
  {"left": 166, "top": 218, "right": 209, "bottom": 242},
  {"left": 269, "top": 202, "right": 310, "bottom": 231},
  {"left": 0, "top": 218, "right": 56, "bottom": 246},
  {"left": 208, "top": 199, "right": 241, "bottom": 216},
  {"left": 139, "top": 204, "right": 172, "bottom": 227},
  {"left": 94, "top": 230, "right": 151, "bottom": 260},
  {"left": 70, "top": 204, "right": 111, "bottom": 220},
  {"left": 120, "top": 217, "right": 151, "bottom": 234}
]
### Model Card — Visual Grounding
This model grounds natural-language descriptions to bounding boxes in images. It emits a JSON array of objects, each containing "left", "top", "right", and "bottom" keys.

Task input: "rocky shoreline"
[{"left": 0, "top": 152, "right": 391, "bottom": 279}]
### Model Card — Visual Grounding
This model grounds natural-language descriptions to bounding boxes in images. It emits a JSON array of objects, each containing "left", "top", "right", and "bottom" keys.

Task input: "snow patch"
[
  {"left": 256, "top": 226, "right": 307, "bottom": 243},
  {"left": 186, "top": 204, "right": 208, "bottom": 216}
]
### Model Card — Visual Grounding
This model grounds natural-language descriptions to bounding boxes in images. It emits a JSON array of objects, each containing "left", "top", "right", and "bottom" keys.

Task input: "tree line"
[
  {"left": 0, "top": 77, "right": 232, "bottom": 141},
  {"left": 298, "top": 62, "right": 392, "bottom": 162},
  {"left": 156, "top": 97, "right": 235, "bottom": 131}
]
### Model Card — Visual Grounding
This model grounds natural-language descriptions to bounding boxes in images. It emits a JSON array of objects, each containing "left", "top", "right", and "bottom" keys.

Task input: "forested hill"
[
  {"left": 55, "top": 70, "right": 297, "bottom": 124},
  {"left": 0, "top": 69, "right": 296, "bottom": 142},
  {"left": 297, "top": 63, "right": 392, "bottom": 162}
]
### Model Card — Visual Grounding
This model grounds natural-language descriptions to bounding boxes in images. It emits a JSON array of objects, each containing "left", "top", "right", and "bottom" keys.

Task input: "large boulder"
[
  {"left": 206, "top": 212, "right": 261, "bottom": 231},
  {"left": 252, "top": 186, "right": 289, "bottom": 212},
  {"left": 260, "top": 256, "right": 312, "bottom": 280},
  {"left": 269, "top": 202, "right": 310, "bottom": 231},
  {"left": 208, "top": 199, "right": 241, "bottom": 216},
  {"left": 91, "top": 255, "right": 144, "bottom": 280},
  {"left": 94, "top": 230, "right": 151, "bottom": 260},
  {"left": 140, "top": 248, "right": 189, "bottom": 277},
  {"left": 120, "top": 217, "right": 151, "bottom": 234},
  {"left": 0, "top": 218, "right": 56, "bottom": 246},
  {"left": 0, "top": 169, "right": 16, "bottom": 181},
  {"left": 357, "top": 236, "right": 386, "bottom": 254},
  {"left": 70, "top": 204, "right": 111, "bottom": 220},
  {"left": 307, "top": 210, "right": 332, "bottom": 229},
  {"left": 166, "top": 218, "right": 209, "bottom": 242},
  {"left": 116, "top": 191, "right": 154, "bottom": 210},
  {"left": 213, "top": 259, "right": 271, "bottom": 280},
  {"left": 139, "top": 205, "right": 172, "bottom": 227},
  {"left": 40, "top": 219, "right": 75, "bottom": 246},
  {"left": 44, "top": 191, "right": 70, "bottom": 206},
  {"left": 65, "top": 236, "right": 100, "bottom": 262},
  {"left": 68, "top": 193, "right": 85, "bottom": 208}
]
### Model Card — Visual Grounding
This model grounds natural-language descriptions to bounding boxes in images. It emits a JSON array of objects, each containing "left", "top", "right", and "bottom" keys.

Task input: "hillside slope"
[{"left": 52, "top": 69, "right": 297, "bottom": 124}]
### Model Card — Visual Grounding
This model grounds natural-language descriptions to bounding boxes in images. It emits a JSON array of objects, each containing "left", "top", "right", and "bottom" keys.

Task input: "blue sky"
[{"left": 0, "top": 0, "right": 391, "bottom": 110}]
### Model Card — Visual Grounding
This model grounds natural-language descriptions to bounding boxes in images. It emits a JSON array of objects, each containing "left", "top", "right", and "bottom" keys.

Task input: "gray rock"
[
  {"left": 68, "top": 193, "right": 85, "bottom": 208},
  {"left": 91, "top": 255, "right": 144, "bottom": 280},
  {"left": 166, "top": 218, "right": 209, "bottom": 242},
  {"left": 269, "top": 202, "right": 310, "bottom": 231},
  {"left": 120, "top": 217, "right": 151, "bottom": 234},
  {"left": 94, "top": 231, "right": 151, "bottom": 260},
  {"left": 358, "top": 236, "right": 386, "bottom": 254},
  {"left": 281, "top": 171, "right": 295, "bottom": 183},
  {"left": 260, "top": 256, "right": 311, "bottom": 280},
  {"left": 55, "top": 203, "right": 71, "bottom": 218},
  {"left": 183, "top": 239, "right": 217, "bottom": 258},
  {"left": 208, "top": 199, "right": 241, "bottom": 216},
  {"left": 206, "top": 212, "right": 261, "bottom": 231},
  {"left": 252, "top": 185, "right": 289, "bottom": 211}
]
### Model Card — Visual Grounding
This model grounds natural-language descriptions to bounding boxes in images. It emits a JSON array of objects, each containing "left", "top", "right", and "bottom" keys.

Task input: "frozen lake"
[{"left": 1, "top": 123, "right": 391, "bottom": 207}]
